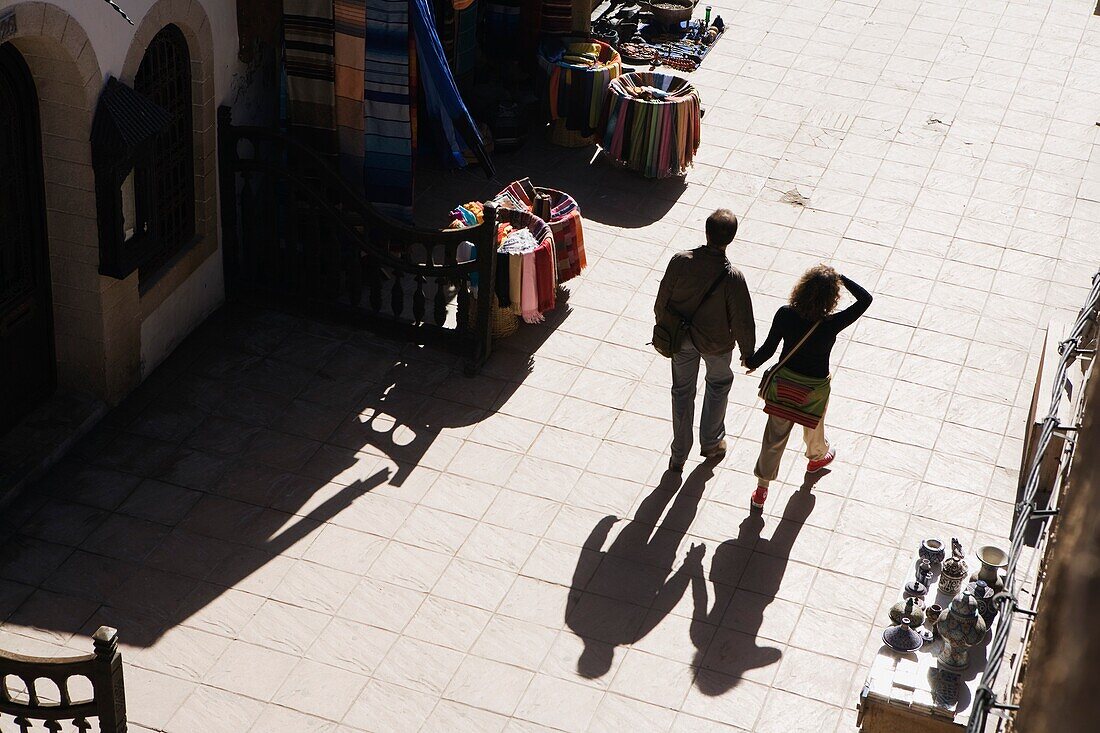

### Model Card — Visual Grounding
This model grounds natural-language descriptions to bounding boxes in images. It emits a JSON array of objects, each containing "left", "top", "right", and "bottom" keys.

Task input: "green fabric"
[{"left": 764, "top": 366, "right": 831, "bottom": 420}]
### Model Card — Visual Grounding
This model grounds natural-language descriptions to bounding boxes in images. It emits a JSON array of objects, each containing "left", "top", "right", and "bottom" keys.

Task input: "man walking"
[{"left": 654, "top": 209, "right": 756, "bottom": 472}]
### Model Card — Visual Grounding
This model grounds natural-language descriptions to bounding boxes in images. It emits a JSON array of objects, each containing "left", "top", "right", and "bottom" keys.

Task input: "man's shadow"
[
  {"left": 690, "top": 487, "right": 816, "bottom": 695},
  {"left": 565, "top": 462, "right": 716, "bottom": 678}
]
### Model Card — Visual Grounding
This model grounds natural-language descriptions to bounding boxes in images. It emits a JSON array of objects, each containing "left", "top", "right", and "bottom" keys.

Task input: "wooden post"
[
  {"left": 92, "top": 626, "right": 126, "bottom": 733},
  {"left": 217, "top": 105, "right": 239, "bottom": 293},
  {"left": 469, "top": 203, "right": 499, "bottom": 375}
]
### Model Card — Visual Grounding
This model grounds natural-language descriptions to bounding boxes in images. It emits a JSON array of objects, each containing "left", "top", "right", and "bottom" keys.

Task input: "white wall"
[
  {"left": 0, "top": 0, "right": 242, "bottom": 106},
  {"left": 140, "top": 245, "right": 225, "bottom": 377}
]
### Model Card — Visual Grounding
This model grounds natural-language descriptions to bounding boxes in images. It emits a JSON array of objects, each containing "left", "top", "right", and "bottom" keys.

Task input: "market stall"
[{"left": 858, "top": 539, "right": 1010, "bottom": 732}]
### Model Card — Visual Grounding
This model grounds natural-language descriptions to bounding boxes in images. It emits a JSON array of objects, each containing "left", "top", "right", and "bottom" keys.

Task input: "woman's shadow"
[
  {"left": 690, "top": 487, "right": 816, "bottom": 694},
  {"left": 565, "top": 461, "right": 716, "bottom": 679}
]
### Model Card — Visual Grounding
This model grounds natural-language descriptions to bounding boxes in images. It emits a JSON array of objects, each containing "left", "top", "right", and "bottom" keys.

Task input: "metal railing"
[{"left": 967, "top": 268, "right": 1100, "bottom": 731}]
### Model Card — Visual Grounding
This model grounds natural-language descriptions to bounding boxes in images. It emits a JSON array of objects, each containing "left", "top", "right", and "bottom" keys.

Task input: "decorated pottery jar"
[
  {"left": 889, "top": 598, "right": 925, "bottom": 627},
  {"left": 966, "top": 579, "right": 998, "bottom": 629},
  {"left": 936, "top": 591, "right": 987, "bottom": 670},
  {"left": 919, "top": 538, "right": 946, "bottom": 567},
  {"left": 938, "top": 555, "right": 968, "bottom": 597},
  {"left": 926, "top": 603, "right": 944, "bottom": 625},
  {"left": 971, "top": 545, "right": 1009, "bottom": 592}
]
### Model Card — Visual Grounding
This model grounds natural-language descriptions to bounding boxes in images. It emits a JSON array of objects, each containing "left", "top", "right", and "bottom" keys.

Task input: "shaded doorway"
[{"left": 0, "top": 42, "right": 54, "bottom": 433}]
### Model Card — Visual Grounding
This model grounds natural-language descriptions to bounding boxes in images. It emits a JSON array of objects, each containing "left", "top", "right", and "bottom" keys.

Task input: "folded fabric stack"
[
  {"left": 495, "top": 208, "right": 557, "bottom": 323},
  {"left": 540, "top": 0, "right": 573, "bottom": 34},
  {"left": 450, "top": 202, "right": 557, "bottom": 323},
  {"left": 493, "top": 178, "right": 586, "bottom": 283},
  {"left": 539, "top": 37, "right": 622, "bottom": 137},
  {"left": 602, "top": 71, "right": 701, "bottom": 178}
]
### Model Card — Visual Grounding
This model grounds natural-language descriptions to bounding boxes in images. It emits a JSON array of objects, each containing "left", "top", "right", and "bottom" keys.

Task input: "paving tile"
[
  {"left": 205, "top": 639, "right": 298, "bottom": 700},
  {"left": 165, "top": 685, "right": 265, "bottom": 733},
  {"left": 444, "top": 656, "right": 535, "bottom": 716},
  {"left": 514, "top": 674, "right": 604, "bottom": 731},
  {"left": 373, "top": 636, "right": 465, "bottom": 697},
  {"left": 275, "top": 658, "right": 367, "bottom": 721}
]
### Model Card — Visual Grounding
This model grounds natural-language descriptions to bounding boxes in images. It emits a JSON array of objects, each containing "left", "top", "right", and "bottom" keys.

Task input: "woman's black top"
[{"left": 745, "top": 275, "right": 873, "bottom": 378}]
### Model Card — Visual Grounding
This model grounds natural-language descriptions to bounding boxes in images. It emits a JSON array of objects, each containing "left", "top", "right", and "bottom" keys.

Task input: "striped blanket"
[
  {"left": 762, "top": 367, "right": 831, "bottom": 429},
  {"left": 283, "top": 0, "right": 337, "bottom": 159},
  {"left": 493, "top": 179, "right": 586, "bottom": 283},
  {"left": 334, "top": 0, "right": 366, "bottom": 187},
  {"left": 364, "top": 0, "right": 415, "bottom": 219}
]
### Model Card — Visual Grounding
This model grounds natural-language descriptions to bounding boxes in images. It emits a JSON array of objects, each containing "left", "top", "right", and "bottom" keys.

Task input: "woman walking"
[{"left": 744, "top": 265, "right": 872, "bottom": 508}]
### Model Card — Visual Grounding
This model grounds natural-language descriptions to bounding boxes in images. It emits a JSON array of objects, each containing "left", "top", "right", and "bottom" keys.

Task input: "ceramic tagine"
[
  {"left": 889, "top": 597, "right": 925, "bottom": 627},
  {"left": 938, "top": 538, "right": 969, "bottom": 597},
  {"left": 971, "top": 545, "right": 1009, "bottom": 592},
  {"left": 883, "top": 618, "right": 923, "bottom": 653},
  {"left": 919, "top": 538, "right": 946, "bottom": 567},
  {"left": 966, "top": 578, "right": 998, "bottom": 629},
  {"left": 936, "top": 591, "right": 987, "bottom": 671}
]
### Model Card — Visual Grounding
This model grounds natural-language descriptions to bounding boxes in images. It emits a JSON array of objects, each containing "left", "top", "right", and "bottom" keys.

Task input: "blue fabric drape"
[{"left": 411, "top": 0, "right": 494, "bottom": 177}]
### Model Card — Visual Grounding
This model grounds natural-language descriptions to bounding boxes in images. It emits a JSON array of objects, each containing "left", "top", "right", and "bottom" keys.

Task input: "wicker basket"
[
  {"left": 548, "top": 119, "right": 595, "bottom": 147},
  {"left": 646, "top": 1, "right": 693, "bottom": 26},
  {"left": 468, "top": 293, "right": 519, "bottom": 338}
]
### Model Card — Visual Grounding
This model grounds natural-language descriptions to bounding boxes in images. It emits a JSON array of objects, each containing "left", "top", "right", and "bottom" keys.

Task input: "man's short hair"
[{"left": 706, "top": 209, "right": 738, "bottom": 247}]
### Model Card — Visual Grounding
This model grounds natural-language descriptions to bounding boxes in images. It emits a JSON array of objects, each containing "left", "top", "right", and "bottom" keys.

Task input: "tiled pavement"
[{"left": 4, "top": 0, "right": 1100, "bottom": 730}]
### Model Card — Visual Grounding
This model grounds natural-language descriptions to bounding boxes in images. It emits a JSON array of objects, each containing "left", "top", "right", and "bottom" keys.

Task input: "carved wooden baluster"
[
  {"left": 24, "top": 675, "right": 38, "bottom": 707},
  {"left": 390, "top": 266, "right": 405, "bottom": 319},
  {"left": 413, "top": 273, "right": 427, "bottom": 324},
  {"left": 239, "top": 170, "right": 256, "bottom": 284},
  {"left": 58, "top": 675, "right": 71, "bottom": 707},
  {"left": 366, "top": 258, "right": 382, "bottom": 313},
  {"left": 44, "top": 720, "right": 62, "bottom": 732},
  {"left": 74, "top": 719, "right": 93, "bottom": 732},
  {"left": 14, "top": 715, "right": 31, "bottom": 733},
  {"left": 433, "top": 272, "right": 448, "bottom": 326}
]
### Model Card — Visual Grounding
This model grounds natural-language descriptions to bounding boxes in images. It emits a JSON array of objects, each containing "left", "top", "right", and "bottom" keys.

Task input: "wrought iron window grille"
[{"left": 967, "top": 270, "right": 1100, "bottom": 732}]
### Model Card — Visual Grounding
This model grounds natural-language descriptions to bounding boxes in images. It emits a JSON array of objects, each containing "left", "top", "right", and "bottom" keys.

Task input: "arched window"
[{"left": 133, "top": 24, "right": 194, "bottom": 283}]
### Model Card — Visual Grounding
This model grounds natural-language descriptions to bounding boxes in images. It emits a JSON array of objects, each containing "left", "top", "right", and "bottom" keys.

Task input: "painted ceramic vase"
[
  {"left": 926, "top": 603, "right": 944, "bottom": 625},
  {"left": 919, "top": 538, "right": 946, "bottom": 567},
  {"left": 936, "top": 591, "right": 987, "bottom": 670},
  {"left": 971, "top": 545, "right": 1008, "bottom": 592},
  {"left": 889, "top": 598, "right": 925, "bottom": 627},
  {"left": 939, "top": 555, "right": 968, "bottom": 597},
  {"left": 966, "top": 579, "right": 998, "bottom": 629}
]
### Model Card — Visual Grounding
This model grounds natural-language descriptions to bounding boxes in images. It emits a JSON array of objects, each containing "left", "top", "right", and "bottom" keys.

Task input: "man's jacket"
[{"left": 654, "top": 246, "right": 756, "bottom": 357}]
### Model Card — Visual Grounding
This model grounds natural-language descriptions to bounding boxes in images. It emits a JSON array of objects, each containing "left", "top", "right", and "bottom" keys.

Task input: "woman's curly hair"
[{"left": 789, "top": 264, "right": 841, "bottom": 322}]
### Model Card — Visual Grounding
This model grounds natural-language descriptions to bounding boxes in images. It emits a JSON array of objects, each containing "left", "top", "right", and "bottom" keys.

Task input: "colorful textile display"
[
  {"left": 495, "top": 208, "right": 557, "bottom": 322},
  {"left": 539, "top": 37, "right": 621, "bottom": 137},
  {"left": 335, "top": 0, "right": 366, "bottom": 185},
  {"left": 452, "top": 0, "right": 479, "bottom": 80},
  {"left": 484, "top": 2, "right": 523, "bottom": 60},
  {"left": 493, "top": 178, "right": 586, "bottom": 283},
  {"left": 412, "top": 0, "right": 495, "bottom": 176},
  {"left": 363, "top": 0, "right": 415, "bottom": 218},
  {"left": 602, "top": 71, "right": 701, "bottom": 179},
  {"left": 283, "top": 0, "right": 337, "bottom": 158}
]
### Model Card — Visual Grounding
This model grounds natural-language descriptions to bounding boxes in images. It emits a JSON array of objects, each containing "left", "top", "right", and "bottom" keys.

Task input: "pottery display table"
[
  {"left": 858, "top": 638, "right": 984, "bottom": 732},
  {"left": 857, "top": 559, "right": 989, "bottom": 732}
]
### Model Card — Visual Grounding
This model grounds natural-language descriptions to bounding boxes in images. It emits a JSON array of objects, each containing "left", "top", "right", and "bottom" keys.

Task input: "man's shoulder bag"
[{"left": 651, "top": 271, "right": 727, "bottom": 358}]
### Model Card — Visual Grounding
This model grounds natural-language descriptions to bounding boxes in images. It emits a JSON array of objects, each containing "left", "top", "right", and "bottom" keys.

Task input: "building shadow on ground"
[
  {"left": 565, "top": 462, "right": 716, "bottom": 679},
  {"left": 691, "top": 488, "right": 816, "bottom": 695},
  {"left": 415, "top": 134, "right": 685, "bottom": 231},
  {"left": 0, "top": 296, "right": 570, "bottom": 651}
]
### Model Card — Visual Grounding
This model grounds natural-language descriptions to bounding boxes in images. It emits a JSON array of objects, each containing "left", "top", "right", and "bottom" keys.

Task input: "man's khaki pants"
[{"left": 753, "top": 412, "right": 829, "bottom": 488}]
